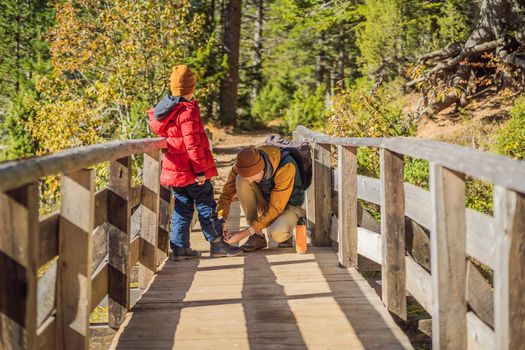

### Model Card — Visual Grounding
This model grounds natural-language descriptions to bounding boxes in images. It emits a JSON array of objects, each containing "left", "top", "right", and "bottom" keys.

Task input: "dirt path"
[{"left": 210, "top": 129, "right": 273, "bottom": 193}]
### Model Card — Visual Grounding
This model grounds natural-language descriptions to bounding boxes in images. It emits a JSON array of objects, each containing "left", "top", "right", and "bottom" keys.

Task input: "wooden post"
[
  {"left": 57, "top": 169, "right": 94, "bottom": 350},
  {"left": 293, "top": 131, "right": 313, "bottom": 233},
  {"left": 107, "top": 157, "right": 131, "bottom": 328},
  {"left": 429, "top": 163, "right": 467, "bottom": 349},
  {"left": 380, "top": 149, "right": 407, "bottom": 320},
  {"left": 0, "top": 184, "right": 39, "bottom": 350},
  {"left": 337, "top": 145, "right": 358, "bottom": 268},
  {"left": 156, "top": 185, "right": 171, "bottom": 266},
  {"left": 139, "top": 150, "right": 161, "bottom": 289},
  {"left": 493, "top": 186, "right": 525, "bottom": 350},
  {"left": 313, "top": 142, "right": 332, "bottom": 246}
]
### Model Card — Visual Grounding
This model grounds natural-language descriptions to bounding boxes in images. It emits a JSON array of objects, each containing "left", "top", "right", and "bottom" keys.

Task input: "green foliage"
[
  {"left": 466, "top": 178, "right": 493, "bottom": 215},
  {"left": 185, "top": 30, "right": 228, "bottom": 122},
  {"left": 4, "top": 0, "right": 224, "bottom": 212},
  {"left": 0, "top": 0, "right": 54, "bottom": 160},
  {"left": 357, "top": 148, "right": 380, "bottom": 178},
  {"left": 0, "top": 0, "right": 54, "bottom": 98},
  {"left": 356, "top": 0, "right": 437, "bottom": 77},
  {"left": 251, "top": 76, "right": 295, "bottom": 122},
  {"left": 329, "top": 78, "right": 416, "bottom": 138},
  {"left": 356, "top": 0, "right": 405, "bottom": 77},
  {"left": 330, "top": 78, "right": 417, "bottom": 178},
  {"left": 0, "top": 0, "right": 503, "bottom": 220},
  {"left": 1, "top": 89, "right": 38, "bottom": 160},
  {"left": 238, "top": 0, "right": 358, "bottom": 128},
  {"left": 404, "top": 158, "right": 429, "bottom": 189},
  {"left": 436, "top": 1, "right": 473, "bottom": 46},
  {"left": 90, "top": 306, "right": 108, "bottom": 324},
  {"left": 281, "top": 85, "right": 327, "bottom": 135},
  {"left": 495, "top": 94, "right": 525, "bottom": 160},
  {"left": 354, "top": 138, "right": 429, "bottom": 190},
  {"left": 24, "top": 0, "right": 215, "bottom": 155},
  {"left": 356, "top": 0, "right": 479, "bottom": 78}
]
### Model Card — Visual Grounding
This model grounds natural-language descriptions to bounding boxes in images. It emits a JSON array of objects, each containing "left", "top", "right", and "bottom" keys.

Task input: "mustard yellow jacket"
[{"left": 217, "top": 145, "right": 298, "bottom": 232}]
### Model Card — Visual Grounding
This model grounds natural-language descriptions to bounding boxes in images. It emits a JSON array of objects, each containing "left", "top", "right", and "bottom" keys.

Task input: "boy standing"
[{"left": 148, "top": 65, "right": 241, "bottom": 259}]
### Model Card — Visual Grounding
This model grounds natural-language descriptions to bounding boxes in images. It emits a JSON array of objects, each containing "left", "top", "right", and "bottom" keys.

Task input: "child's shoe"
[
  {"left": 171, "top": 247, "right": 200, "bottom": 261},
  {"left": 210, "top": 238, "right": 243, "bottom": 258}
]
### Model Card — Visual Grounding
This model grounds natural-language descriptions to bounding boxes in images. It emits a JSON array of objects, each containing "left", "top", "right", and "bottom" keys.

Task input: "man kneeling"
[{"left": 217, "top": 146, "right": 305, "bottom": 251}]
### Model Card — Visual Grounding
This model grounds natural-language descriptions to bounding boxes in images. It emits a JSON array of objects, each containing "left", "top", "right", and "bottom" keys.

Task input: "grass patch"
[
  {"left": 361, "top": 271, "right": 381, "bottom": 279},
  {"left": 407, "top": 300, "right": 426, "bottom": 318},
  {"left": 90, "top": 306, "right": 108, "bottom": 324}
]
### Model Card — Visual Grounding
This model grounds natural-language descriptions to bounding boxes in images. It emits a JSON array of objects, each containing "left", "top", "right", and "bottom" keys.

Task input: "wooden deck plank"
[{"left": 111, "top": 220, "right": 413, "bottom": 350}]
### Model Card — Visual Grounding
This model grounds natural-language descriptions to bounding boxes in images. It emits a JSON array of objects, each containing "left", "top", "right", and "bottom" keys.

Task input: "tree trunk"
[
  {"left": 335, "top": 26, "right": 346, "bottom": 90},
  {"left": 207, "top": 0, "right": 215, "bottom": 25},
  {"left": 204, "top": 0, "right": 216, "bottom": 121},
  {"left": 219, "top": 0, "right": 242, "bottom": 126},
  {"left": 251, "top": 0, "right": 263, "bottom": 100},
  {"left": 408, "top": 0, "right": 525, "bottom": 116},
  {"left": 315, "top": 33, "right": 327, "bottom": 87},
  {"left": 15, "top": 0, "right": 21, "bottom": 94}
]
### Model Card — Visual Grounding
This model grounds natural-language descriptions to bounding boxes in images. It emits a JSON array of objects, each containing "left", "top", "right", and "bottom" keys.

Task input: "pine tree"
[
  {"left": 0, "top": 0, "right": 54, "bottom": 159},
  {"left": 248, "top": 0, "right": 358, "bottom": 125},
  {"left": 252, "top": 0, "right": 264, "bottom": 99}
]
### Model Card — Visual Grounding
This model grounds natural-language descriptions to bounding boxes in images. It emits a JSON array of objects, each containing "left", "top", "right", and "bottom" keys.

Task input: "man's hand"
[
  {"left": 224, "top": 229, "right": 250, "bottom": 244},
  {"left": 195, "top": 175, "right": 206, "bottom": 185}
]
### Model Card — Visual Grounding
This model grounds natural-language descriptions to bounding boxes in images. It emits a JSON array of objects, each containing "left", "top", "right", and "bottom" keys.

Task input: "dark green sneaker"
[
  {"left": 210, "top": 239, "right": 243, "bottom": 258},
  {"left": 240, "top": 233, "right": 267, "bottom": 252},
  {"left": 171, "top": 247, "right": 200, "bottom": 261}
]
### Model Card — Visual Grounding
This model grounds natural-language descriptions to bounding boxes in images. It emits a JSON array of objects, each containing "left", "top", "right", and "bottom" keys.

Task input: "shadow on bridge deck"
[{"left": 110, "top": 231, "right": 413, "bottom": 349}]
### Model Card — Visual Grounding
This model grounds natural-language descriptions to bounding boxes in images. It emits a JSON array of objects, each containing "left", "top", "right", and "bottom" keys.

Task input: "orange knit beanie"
[
  {"left": 170, "top": 65, "right": 196, "bottom": 96},
  {"left": 236, "top": 147, "right": 265, "bottom": 177}
]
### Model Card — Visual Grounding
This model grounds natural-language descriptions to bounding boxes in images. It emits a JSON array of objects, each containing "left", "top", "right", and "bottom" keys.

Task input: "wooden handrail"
[
  {"left": 0, "top": 137, "right": 170, "bottom": 350},
  {"left": 297, "top": 125, "right": 525, "bottom": 194},
  {"left": 2, "top": 127, "right": 523, "bottom": 349},
  {"left": 0, "top": 138, "right": 167, "bottom": 192},
  {"left": 295, "top": 125, "right": 525, "bottom": 350}
]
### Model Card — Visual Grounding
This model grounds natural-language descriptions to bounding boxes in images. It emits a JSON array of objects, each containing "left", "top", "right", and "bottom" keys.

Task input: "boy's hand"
[{"left": 195, "top": 175, "right": 206, "bottom": 185}]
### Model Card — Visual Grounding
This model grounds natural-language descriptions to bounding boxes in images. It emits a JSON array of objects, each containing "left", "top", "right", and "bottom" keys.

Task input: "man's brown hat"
[{"left": 236, "top": 147, "right": 264, "bottom": 177}]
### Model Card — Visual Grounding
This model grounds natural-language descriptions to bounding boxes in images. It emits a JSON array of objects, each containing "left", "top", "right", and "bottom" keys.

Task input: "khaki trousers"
[{"left": 235, "top": 175, "right": 305, "bottom": 243}]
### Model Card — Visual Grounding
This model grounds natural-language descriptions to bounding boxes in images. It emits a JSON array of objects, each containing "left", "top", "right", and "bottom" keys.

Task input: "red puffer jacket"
[{"left": 148, "top": 98, "right": 217, "bottom": 187}]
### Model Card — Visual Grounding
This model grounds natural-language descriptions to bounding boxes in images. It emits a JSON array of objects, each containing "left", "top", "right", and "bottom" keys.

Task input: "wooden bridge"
[{"left": 0, "top": 126, "right": 524, "bottom": 349}]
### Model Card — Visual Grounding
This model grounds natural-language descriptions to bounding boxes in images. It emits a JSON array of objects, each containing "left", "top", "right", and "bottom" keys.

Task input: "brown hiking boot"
[
  {"left": 277, "top": 235, "right": 293, "bottom": 248},
  {"left": 240, "top": 233, "right": 267, "bottom": 252}
]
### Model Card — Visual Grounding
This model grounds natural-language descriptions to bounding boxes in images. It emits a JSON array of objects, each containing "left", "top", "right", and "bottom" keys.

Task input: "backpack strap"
[
  {"left": 277, "top": 149, "right": 303, "bottom": 188},
  {"left": 278, "top": 149, "right": 291, "bottom": 167}
]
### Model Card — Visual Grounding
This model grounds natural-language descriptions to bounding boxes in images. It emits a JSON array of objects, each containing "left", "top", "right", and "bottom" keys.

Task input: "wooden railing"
[
  {"left": 294, "top": 126, "right": 525, "bottom": 350},
  {"left": 2, "top": 128, "right": 524, "bottom": 349},
  {"left": 0, "top": 138, "right": 170, "bottom": 349}
]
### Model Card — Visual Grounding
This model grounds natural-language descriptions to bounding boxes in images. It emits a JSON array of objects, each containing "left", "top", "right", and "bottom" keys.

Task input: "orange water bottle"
[{"left": 295, "top": 217, "right": 307, "bottom": 254}]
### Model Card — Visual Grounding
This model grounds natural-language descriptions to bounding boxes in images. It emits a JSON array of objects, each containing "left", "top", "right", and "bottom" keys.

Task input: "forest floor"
[{"left": 414, "top": 88, "right": 519, "bottom": 149}]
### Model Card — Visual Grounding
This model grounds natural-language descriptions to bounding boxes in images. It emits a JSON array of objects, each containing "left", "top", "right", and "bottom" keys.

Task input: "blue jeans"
[{"left": 170, "top": 180, "right": 222, "bottom": 248}]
